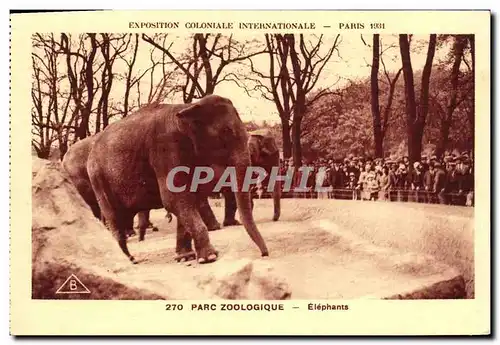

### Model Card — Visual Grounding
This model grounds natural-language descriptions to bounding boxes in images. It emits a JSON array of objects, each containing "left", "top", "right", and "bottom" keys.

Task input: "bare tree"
[
  {"left": 249, "top": 34, "right": 340, "bottom": 165},
  {"left": 94, "top": 34, "right": 130, "bottom": 132},
  {"left": 142, "top": 33, "right": 265, "bottom": 103},
  {"left": 32, "top": 34, "right": 80, "bottom": 159},
  {"left": 59, "top": 33, "right": 99, "bottom": 140},
  {"left": 399, "top": 34, "right": 437, "bottom": 164},
  {"left": 31, "top": 52, "right": 55, "bottom": 158}
]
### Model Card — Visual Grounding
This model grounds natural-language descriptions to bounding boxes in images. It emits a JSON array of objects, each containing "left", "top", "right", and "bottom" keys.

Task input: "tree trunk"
[
  {"left": 399, "top": 34, "right": 419, "bottom": 163},
  {"left": 292, "top": 116, "right": 303, "bottom": 166},
  {"left": 371, "top": 34, "right": 383, "bottom": 158},
  {"left": 436, "top": 35, "right": 466, "bottom": 158},
  {"left": 399, "top": 34, "right": 436, "bottom": 164},
  {"left": 58, "top": 140, "right": 68, "bottom": 161},
  {"left": 436, "top": 120, "right": 451, "bottom": 159},
  {"left": 281, "top": 118, "right": 292, "bottom": 159}
]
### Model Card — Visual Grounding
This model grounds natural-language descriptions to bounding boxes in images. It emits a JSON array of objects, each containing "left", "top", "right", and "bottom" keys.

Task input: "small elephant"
[
  {"left": 221, "top": 129, "right": 281, "bottom": 226},
  {"left": 86, "top": 95, "right": 269, "bottom": 264},
  {"left": 62, "top": 134, "right": 154, "bottom": 240}
]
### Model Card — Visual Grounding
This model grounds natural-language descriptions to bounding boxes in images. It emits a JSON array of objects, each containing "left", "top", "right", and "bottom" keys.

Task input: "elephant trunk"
[
  {"left": 233, "top": 158, "right": 269, "bottom": 257},
  {"left": 272, "top": 179, "right": 281, "bottom": 221}
]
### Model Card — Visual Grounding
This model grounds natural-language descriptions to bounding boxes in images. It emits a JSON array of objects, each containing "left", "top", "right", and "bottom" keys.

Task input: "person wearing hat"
[
  {"left": 347, "top": 158, "right": 360, "bottom": 182},
  {"left": 433, "top": 161, "right": 447, "bottom": 205},
  {"left": 328, "top": 159, "right": 344, "bottom": 199},
  {"left": 424, "top": 161, "right": 436, "bottom": 203},
  {"left": 445, "top": 159, "right": 461, "bottom": 205},
  {"left": 377, "top": 165, "right": 391, "bottom": 201},
  {"left": 347, "top": 171, "right": 358, "bottom": 200},
  {"left": 420, "top": 155, "right": 429, "bottom": 173},
  {"left": 395, "top": 162, "right": 409, "bottom": 202},
  {"left": 388, "top": 161, "right": 398, "bottom": 201},
  {"left": 409, "top": 161, "right": 424, "bottom": 203},
  {"left": 366, "top": 171, "right": 380, "bottom": 201}
]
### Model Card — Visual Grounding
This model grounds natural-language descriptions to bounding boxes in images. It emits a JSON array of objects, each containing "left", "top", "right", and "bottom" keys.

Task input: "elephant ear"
[
  {"left": 176, "top": 102, "right": 203, "bottom": 119},
  {"left": 176, "top": 95, "right": 232, "bottom": 122}
]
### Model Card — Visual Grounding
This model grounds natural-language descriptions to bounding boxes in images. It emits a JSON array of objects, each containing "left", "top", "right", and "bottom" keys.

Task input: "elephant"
[
  {"left": 62, "top": 134, "right": 158, "bottom": 239},
  {"left": 86, "top": 95, "right": 269, "bottom": 264},
  {"left": 221, "top": 129, "right": 281, "bottom": 226},
  {"left": 138, "top": 130, "right": 282, "bottom": 239}
]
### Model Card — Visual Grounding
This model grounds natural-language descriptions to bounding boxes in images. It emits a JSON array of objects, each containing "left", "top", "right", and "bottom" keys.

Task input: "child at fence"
[
  {"left": 366, "top": 171, "right": 380, "bottom": 201},
  {"left": 409, "top": 162, "right": 424, "bottom": 203},
  {"left": 358, "top": 164, "right": 371, "bottom": 200}
]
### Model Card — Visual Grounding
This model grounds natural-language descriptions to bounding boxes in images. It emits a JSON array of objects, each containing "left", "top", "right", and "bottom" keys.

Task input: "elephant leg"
[
  {"left": 222, "top": 189, "right": 241, "bottom": 226},
  {"left": 174, "top": 222, "right": 196, "bottom": 262},
  {"left": 155, "top": 169, "right": 218, "bottom": 263},
  {"left": 177, "top": 204, "right": 218, "bottom": 264},
  {"left": 136, "top": 211, "right": 159, "bottom": 241},
  {"left": 160, "top": 183, "right": 218, "bottom": 264},
  {"left": 137, "top": 211, "right": 150, "bottom": 241},
  {"left": 198, "top": 196, "right": 221, "bottom": 231}
]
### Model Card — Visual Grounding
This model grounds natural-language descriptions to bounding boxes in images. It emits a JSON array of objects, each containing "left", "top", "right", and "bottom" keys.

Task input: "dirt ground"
[{"left": 125, "top": 198, "right": 473, "bottom": 299}]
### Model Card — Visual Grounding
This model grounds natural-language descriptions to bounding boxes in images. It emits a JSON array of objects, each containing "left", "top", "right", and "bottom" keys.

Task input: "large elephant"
[
  {"left": 86, "top": 95, "right": 269, "bottom": 264},
  {"left": 62, "top": 134, "right": 156, "bottom": 239},
  {"left": 139, "top": 130, "right": 281, "bottom": 238}
]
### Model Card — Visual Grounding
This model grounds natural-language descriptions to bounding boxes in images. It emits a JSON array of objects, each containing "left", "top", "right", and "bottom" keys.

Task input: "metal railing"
[{"left": 251, "top": 188, "right": 474, "bottom": 207}]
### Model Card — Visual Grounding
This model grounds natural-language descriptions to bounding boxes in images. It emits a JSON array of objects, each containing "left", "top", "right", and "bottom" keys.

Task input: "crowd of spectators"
[{"left": 267, "top": 152, "right": 474, "bottom": 207}]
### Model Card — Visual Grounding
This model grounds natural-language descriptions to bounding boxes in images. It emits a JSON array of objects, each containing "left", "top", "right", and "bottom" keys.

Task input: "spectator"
[
  {"left": 433, "top": 161, "right": 447, "bottom": 205},
  {"left": 315, "top": 165, "right": 329, "bottom": 199},
  {"left": 278, "top": 150, "right": 473, "bottom": 206},
  {"left": 328, "top": 160, "right": 343, "bottom": 199},
  {"left": 409, "top": 162, "right": 424, "bottom": 203},
  {"left": 358, "top": 164, "right": 371, "bottom": 200},
  {"left": 366, "top": 171, "right": 379, "bottom": 201},
  {"left": 378, "top": 166, "right": 390, "bottom": 201},
  {"left": 347, "top": 172, "right": 358, "bottom": 200},
  {"left": 395, "top": 162, "right": 409, "bottom": 202},
  {"left": 347, "top": 159, "right": 360, "bottom": 181},
  {"left": 446, "top": 160, "right": 460, "bottom": 204},
  {"left": 388, "top": 161, "right": 398, "bottom": 201},
  {"left": 306, "top": 164, "right": 316, "bottom": 198},
  {"left": 424, "top": 162, "right": 436, "bottom": 203}
]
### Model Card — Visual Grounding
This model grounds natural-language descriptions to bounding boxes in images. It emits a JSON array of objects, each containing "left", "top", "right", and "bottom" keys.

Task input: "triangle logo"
[{"left": 55, "top": 274, "right": 91, "bottom": 294}]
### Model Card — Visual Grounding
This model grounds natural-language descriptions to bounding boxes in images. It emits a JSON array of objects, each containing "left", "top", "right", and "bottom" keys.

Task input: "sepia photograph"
[
  {"left": 10, "top": 10, "right": 490, "bottom": 336},
  {"left": 30, "top": 31, "right": 476, "bottom": 300}
]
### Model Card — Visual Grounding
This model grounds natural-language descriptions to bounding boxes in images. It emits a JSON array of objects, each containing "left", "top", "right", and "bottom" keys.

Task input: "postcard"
[{"left": 10, "top": 9, "right": 490, "bottom": 335}]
